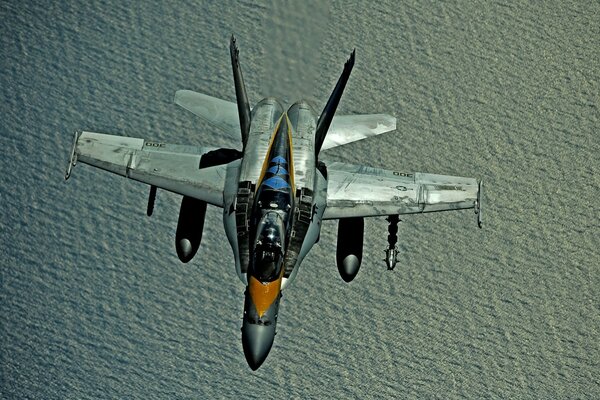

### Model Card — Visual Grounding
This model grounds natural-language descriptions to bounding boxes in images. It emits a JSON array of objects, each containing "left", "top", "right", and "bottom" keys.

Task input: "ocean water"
[{"left": 1, "top": 1, "right": 598, "bottom": 398}]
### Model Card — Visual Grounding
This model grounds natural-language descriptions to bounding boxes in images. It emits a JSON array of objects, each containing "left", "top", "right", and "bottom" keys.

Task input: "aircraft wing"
[
  {"left": 65, "top": 131, "right": 236, "bottom": 207},
  {"left": 323, "top": 161, "right": 481, "bottom": 223},
  {"left": 321, "top": 114, "right": 397, "bottom": 150}
]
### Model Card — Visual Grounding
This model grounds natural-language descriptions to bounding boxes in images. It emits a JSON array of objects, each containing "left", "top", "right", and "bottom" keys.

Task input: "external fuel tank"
[{"left": 336, "top": 217, "right": 364, "bottom": 282}]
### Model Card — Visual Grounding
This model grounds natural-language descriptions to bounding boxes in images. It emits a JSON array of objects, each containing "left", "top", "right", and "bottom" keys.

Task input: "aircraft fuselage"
[{"left": 222, "top": 98, "right": 327, "bottom": 369}]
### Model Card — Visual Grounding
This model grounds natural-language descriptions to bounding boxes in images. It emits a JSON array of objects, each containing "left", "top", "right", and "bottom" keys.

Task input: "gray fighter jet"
[{"left": 65, "top": 36, "right": 482, "bottom": 370}]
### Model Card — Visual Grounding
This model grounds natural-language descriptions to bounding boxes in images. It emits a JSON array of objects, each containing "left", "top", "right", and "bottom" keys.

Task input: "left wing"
[
  {"left": 65, "top": 131, "right": 238, "bottom": 207},
  {"left": 323, "top": 161, "right": 481, "bottom": 224}
]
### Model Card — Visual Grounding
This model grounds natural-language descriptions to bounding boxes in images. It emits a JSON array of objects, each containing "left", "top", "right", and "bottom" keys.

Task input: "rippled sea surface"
[{"left": 2, "top": 1, "right": 599, "bottom": 398}]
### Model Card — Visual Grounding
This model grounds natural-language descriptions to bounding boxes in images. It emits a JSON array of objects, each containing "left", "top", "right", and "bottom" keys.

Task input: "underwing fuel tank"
[
  {"left": 336, "top": 217, "right": 364, "bottom": 282},
  {"left": 175, "top": 148, "right": 241, "bottom": 263},
  {"left": 175, "top": 195, "right": 207, "bottom": 263}
]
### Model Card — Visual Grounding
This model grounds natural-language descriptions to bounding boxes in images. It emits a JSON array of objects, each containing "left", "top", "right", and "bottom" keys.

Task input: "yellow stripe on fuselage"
[
  {"left": 285, "top": 113, "right": 295, "bottom": 191},
  {"left": 249, "top": 269, "right": 284, "bottom": 317},
  {"left": 257, "top": 116, "right": 283, "bottom": 189}
]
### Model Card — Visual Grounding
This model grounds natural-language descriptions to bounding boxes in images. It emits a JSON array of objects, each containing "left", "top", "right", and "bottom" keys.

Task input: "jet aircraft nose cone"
[{"left": 241, "top": 322, "right": 276, "bottom": 370}]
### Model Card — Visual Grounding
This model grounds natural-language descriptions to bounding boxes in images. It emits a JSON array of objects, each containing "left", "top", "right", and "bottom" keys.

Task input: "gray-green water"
[{"left": 2, "top": 1, "right": 598, "bottom": 398}]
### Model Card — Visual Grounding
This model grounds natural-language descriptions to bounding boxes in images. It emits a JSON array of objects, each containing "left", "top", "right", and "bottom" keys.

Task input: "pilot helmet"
[{"left": 253, "top": 212, "right": 286, "bottom": 280}]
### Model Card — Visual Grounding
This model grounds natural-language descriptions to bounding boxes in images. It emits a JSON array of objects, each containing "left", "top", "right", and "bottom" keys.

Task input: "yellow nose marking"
[{"left": 249, "top": 274, "right": 283, "bottom": 318}]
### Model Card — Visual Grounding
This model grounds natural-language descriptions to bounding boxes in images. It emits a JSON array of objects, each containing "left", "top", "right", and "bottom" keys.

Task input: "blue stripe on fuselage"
[
  {"left": 258, "top": 114, "right": 292, "bottom": 194},
  {"left": 262, "top": 176, "right": 290, "bottom": 190},
  {"left": 267, "top": 165, "right": 288, "bottom": 175},
  {"left": 271, "top": 156, "right": 287, "bottom": 165}
]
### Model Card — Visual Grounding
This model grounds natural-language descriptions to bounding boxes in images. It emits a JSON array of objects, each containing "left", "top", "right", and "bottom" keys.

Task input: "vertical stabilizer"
[
  {"left": 314, "top": 50, "right": 355, "bottom": 155},
  {"left": 230, "top": 35, "right": 251, "bottom": 150}
]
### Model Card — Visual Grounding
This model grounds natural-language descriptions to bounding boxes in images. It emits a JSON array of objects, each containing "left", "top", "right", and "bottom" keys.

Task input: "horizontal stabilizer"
[
  {"left": 174, "top": 90, "right": 240, "bottom": 137},
  {"left": 174, "top": 90, "right": 396, "bottom": 151},
  {"left": 321, "top": 114, "right": 396, "bottom": 150}
]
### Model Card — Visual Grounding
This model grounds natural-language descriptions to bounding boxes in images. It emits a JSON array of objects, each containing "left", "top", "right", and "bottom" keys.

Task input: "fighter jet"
[{"left": 65, "top": 36, "right": 482, "bottom": 370}]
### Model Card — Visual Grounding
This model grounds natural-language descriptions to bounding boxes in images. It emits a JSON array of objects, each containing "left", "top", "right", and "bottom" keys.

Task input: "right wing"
[
  {"left": 323, "top": 161, "right": 481, "bottom": 223},
  {"left": 65, "top": 131, "right": 239, "bottom": 207}
]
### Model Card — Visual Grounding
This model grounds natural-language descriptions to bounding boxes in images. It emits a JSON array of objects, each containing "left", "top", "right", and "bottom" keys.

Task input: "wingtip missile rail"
[
  {"left": 65, "top": 131, "right": 81, "bottom": 180},
  {"left": 475, "top": 180, "right": 483, "bottom": 229}
]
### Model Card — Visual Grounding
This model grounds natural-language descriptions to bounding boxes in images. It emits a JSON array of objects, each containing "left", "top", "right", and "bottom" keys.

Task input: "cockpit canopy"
[{"left": 252, "top": 212, "right": 286, "bottom": 282}]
